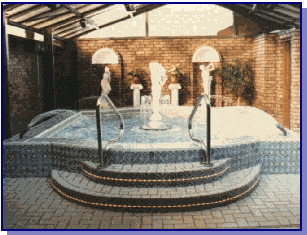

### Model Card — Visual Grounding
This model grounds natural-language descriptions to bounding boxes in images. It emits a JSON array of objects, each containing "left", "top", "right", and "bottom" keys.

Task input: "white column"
[
  {"left": 168, "top": 84, "right": 181, "bottom": 106},
  {"left": 130, "top": 84, "right": 143, "bottom": 107}
]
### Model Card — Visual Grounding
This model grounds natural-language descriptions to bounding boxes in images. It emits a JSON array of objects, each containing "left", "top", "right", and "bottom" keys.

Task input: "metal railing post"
[
  {"left": 188, "top": 93, "right": 212, "bottom": 167},
  {"left": 95, "top": 104, "right": 103, "bottom": 166},
  {"left": 96, "top": 94, "right": 125, "bottom": 169}
]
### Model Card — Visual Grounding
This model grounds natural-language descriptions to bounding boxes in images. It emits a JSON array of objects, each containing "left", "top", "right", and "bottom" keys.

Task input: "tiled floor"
[{"left": 2, "top": 174, "right": 300, "bottom": 230}]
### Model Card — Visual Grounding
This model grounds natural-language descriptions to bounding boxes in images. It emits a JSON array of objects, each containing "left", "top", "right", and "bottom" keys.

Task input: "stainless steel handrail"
[
  {"left": 19, "top": 109, "right": 77, "bottom": 139},
  {"left": 75, "top": 96, "right": 101, "bottom": 109},
  {"left": 188, "top": 93, "right": 212, "bottom": 166},
  {"left": 96, "top": 94, "right": 125, "bottom": 168}
]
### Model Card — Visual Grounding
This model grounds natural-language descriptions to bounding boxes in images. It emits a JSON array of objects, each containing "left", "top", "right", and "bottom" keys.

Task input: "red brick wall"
[
  {"left": 76, "top": 36, "right": 254, "bottom": 107},
  {"left": 76, "top": 30, "right": 300, "bottom": 133},
  {"left": 253, "top": 29, "right": 300, "bottom": 133},
  {"left": 253, "top": 34, "right": 277, "bottom": 115}
]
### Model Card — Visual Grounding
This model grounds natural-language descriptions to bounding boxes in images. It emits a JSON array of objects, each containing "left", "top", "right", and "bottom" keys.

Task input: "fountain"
[
  {"left": 3, "top": 64, "right": 300, "bottom": 211},
  {"left": 141, "top": 62, "right": 171, "bottom": 130}
]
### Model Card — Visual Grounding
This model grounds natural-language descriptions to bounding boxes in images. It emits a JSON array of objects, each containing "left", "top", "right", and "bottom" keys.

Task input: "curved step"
[
  {"left": 51, "top": 164, "right": 261, "bottom": 211},
  {"left": 81, "top": 159, "right": 231, "bottom": 187}
]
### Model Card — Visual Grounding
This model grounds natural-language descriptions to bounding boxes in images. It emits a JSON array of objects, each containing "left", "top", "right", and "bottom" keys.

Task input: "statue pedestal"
[
  {"left": 130, "top": 84, "right": 143, "bottom": 108},
  {"left": 169, "top": 84, "right": 181, "bottom": 106}
]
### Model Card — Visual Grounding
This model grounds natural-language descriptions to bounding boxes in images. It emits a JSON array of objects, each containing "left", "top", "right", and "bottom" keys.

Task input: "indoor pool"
[{"left": 3, "top": 106, "right": 300, "bottom": 178}]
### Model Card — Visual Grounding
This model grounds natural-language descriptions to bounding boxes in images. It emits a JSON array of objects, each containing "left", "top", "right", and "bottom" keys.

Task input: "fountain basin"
[{"left": 3, "top": 106, "right": 300, "bottom": 178}]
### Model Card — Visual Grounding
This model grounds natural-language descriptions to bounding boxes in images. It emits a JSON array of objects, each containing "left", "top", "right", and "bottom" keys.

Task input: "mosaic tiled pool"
[
  {"left": 3, "top": 106, "right": 300, "bottom": 178},
  {"left": 3, "top": 105, "right": 300, "bottom": 210}
]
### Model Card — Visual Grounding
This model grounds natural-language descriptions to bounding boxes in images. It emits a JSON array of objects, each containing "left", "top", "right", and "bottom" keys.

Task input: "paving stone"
[
  {"left": 67, "top": 224, "right": 89, "bottom": 229},
  {"left": 88, "top": 224, "right": 100, "bottom": 229},
  {"left": 247, "top": 221, "right": 259, "bottom": 227},
  {"left": 205, "top": 223, "right": 218, "bottom": 229},
  {"left": 174, "top": 223, "right": 196, "bottom": 229},
  {"left": 3, "top": 171, "right": 301, "bottom": 230},
  {"left": 152, "top": 220, "right": 163, "bottom": 229},
  {"left": 233, "top": 213, "right": 253, "bottom": 218},
  {"left": 249, "top": 208, "right": 263, "bottom": 217},
  {"left": 235, "top": 217, "right": 249, "bottom": 227},
  {"left": 172, "top": 215, "right": 182, "bottom": 220},
  {"left": 195, "top": 219, "right": 206, "bottom": 229},
  {"left": 183, "top": 216, "right": 193, "bottom": 224},
  {"left": 276, "top": 216, "right": 291, "bottom": 225},
  {"left": 218, "top": 223, "right": 239, "bottom": 228},
  {"left": 153, "top": 215, "right": 172, "bottom": 220},
  {"left": 142, "top": 215, "right": 152, "bottom": 224},
  {"left": 26, "top": 225, "right": 47, "bottom": 229},
  {"left": 99, "top": 220, "right": 111, "bottom": 229},
  {"left": 258, "top": 221, "right": 281, "bottom": 227},
  {"left": 141, "top": 224, "right": 152, "bottom": 229},
  {"left": 212, "top": 211, "right": 223, "bottom": 218},
  {"left": 163, "top": 224, "right": 174, "bottom": 229},
  {"left": 26, "top": 216, "right": 41, "bottom": 225},
  {"left": 223, "top": 214, "right": 236, "bottom": 223}
]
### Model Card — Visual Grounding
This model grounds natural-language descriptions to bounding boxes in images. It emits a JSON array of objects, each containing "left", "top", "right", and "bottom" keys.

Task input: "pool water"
[{"left": 46, "top": 106, "right": 285, "bottom": 145}]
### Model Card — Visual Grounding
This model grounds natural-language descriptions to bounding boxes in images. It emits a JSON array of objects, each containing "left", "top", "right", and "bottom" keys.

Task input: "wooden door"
[{"left": 283, "top": 41, "right": 291, "bottom": 129}]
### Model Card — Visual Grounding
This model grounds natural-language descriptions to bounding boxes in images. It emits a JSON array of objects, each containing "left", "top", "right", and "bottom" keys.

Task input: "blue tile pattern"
[{"left": 3, "top": 109, "right": 300, "bottom": 178}]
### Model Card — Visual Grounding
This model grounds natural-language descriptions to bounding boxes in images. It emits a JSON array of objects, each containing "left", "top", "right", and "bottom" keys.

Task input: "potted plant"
[
  {"left": 127, "top": 69, "right": 143, "bottom": 84},
  {"left": 215, "top": 58, "right": 254, "bottom": 106},
  {"left": 168, "top": 64, "right": 183, "bottom": 84}
]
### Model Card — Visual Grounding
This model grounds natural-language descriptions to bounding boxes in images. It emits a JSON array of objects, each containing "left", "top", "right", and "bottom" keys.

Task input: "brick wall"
[
  {"left": 252, "top": 29, "right": 300, "bottom": 133},
  {"left": 76, "top": 36, "right": 254, "bottom": 107},
  {"left": 76, "top": 29, "right": 300, "bottom": 133},
  {"left": 253, "top": 34, "right": 277, "bottom": 115}
]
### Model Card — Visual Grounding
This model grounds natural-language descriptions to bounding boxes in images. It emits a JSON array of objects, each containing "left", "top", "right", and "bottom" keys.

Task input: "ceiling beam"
[
  {"left": 274, "top": 6, "right": 300, "bottom": 19},
  {"left": 65, "top": 15, "right": 131, "bottom": 39},
  {"left": 238, "top": 4, "right": 299, "bottom": 26},
  {"left": 53, "top": 8, "right": 106, "bottom": 35},
  {"left": 53, "top": 7, "right": 110, "bottom": 35},
  {"left": 3, "top": 4, "right": 22, "bottom": 12},
  {"left": 18, "top": 5, "right": 65, "bottom": 24},
  {"left": 54, "top": 21, "right": 79, "bottom": 34},
  {"left": 7, "top": 20, "right": 65, "bottom": 42},
  {"left": 218, "top": 4, "right": 295, "bottom": 31},
  {"left": 54, "top": 5, "right": 113, "bottom": 34},
  {"left": 57, "top": 26, "right": 86, "bottom": 38},
  {"left": 8, "top": 4, "right": 45, "bottom": 20},
  {"left": 30, "top": 5, "right": 88, "bottom": 28},
  {"left": 218, "top": 4, "right": 272, "bottom": 25},
  {"left": 283, "top": 4, "right": 300, "bottom": 13},
  {"left": 38, "top": 4, "right": 113, "bottom": 30},
  {"left": 62, "top": 4, "right": 99, "bottom": 30},
  {"left": 70, "top": 4, "right": 166, "bottom": 39}
]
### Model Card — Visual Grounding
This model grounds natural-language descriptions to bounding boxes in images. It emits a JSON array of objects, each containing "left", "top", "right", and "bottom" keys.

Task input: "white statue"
[
  {"left": 150, "top": 62, "right": 168, "bottom": 104},
  {"left": 101, "top": 66, "right": 111, "bottom": 95},
  {"left": 200, "top": 62, "right": 214, "bottom": 95},
  {"left": 141, "top": 62, "right": 169, "bottom": 130}
]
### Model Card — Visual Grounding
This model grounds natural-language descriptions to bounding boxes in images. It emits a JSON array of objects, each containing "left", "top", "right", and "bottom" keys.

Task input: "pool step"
[
  {"left": 51, "top": 164, "right": 261, "bottom": 211},
  {"left": 81, "top": 159, "right": 231, "bottom": 187}
]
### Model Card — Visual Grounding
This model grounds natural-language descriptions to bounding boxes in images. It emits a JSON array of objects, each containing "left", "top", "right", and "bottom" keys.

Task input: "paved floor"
[{"left": 2, "top": 174, "right": 300, "bottom": 230}]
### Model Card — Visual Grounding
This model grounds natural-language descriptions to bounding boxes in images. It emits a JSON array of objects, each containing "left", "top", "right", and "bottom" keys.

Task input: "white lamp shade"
[
  {"left": 192, "top": 46, "right": 220, "bottom": 63},
  {"left": 92, "top": 48, "right": 119, "bottom": 64}
]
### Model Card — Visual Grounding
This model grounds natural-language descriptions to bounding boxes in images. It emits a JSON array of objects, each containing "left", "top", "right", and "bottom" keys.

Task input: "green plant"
[
  {"left": 168, "top": 64, "right": 184, "bottom": 76},
  {"left": 127, "top": 69, "right": 145, "bottom": 79},
  {"left": 215, "top": 58, "right": 254, "bottom": 104}
]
